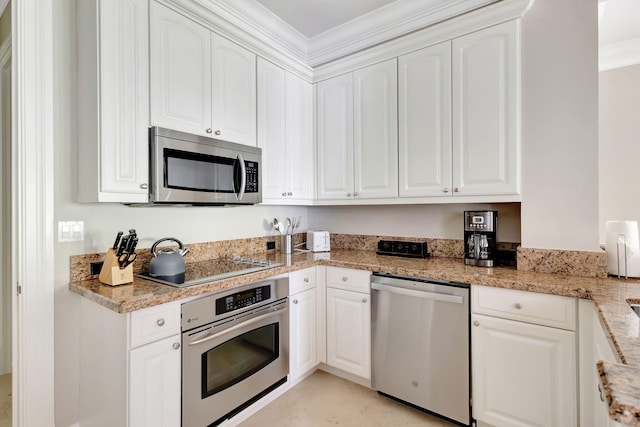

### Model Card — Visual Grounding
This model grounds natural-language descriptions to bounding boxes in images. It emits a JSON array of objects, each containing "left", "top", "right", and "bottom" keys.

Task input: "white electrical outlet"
[{"left": 58, "top": 221, "right": 84, "bottom": 242}]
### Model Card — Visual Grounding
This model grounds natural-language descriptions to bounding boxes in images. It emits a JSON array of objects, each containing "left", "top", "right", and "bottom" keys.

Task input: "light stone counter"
[{"left": 69, "top": 249, "right": 640, "bottom": 426}]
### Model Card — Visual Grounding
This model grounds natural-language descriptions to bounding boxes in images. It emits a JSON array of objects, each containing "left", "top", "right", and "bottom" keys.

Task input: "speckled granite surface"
[
  {"left": 517, "top": 246, "right": 608, "bottom": 278},
  {"left": 69, "top": 248, "right": 640, "bottom": 426}
]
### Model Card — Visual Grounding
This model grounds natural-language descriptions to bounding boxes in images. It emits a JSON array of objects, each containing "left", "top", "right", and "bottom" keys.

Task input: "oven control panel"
[{"left": 215, "top": 284, "right": 271, "bottom": 315}]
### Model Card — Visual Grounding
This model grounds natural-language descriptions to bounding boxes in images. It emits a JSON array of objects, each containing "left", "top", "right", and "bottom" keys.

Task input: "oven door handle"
[{"left": 187, "top": 305, "right": 286, "bottom": 347}]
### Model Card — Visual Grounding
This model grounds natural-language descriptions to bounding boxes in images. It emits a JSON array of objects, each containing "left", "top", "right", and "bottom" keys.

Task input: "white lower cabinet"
[
  {"left": 289, "top": 268, "right": 318, "bottom": 380},
  {"left": 129, "top": 335, "right": 181, "bottom": 427},
  {"left": 326, "top": 267, "right": 371, "bottom": 379},
  {"left": 79, "top": 299, "right": 181, "bottom": 427},
  {"left": 471, "top": 286, "right": 577, "bottom": 427}
]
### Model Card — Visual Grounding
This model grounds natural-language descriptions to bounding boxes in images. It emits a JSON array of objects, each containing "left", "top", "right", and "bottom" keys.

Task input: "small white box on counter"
[{"left": 307, "top": 230, "right": 330, "bottom": 252}]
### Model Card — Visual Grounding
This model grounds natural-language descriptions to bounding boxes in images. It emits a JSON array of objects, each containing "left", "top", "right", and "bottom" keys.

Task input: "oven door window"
[
  {"left": 202, "top": 323, "right": 279, "bottom": 398},
  {"left": 164, "top": 148, "right": 238, "bottom": 193}
]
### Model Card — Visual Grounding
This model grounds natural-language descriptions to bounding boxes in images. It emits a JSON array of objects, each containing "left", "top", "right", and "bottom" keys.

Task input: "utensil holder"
[
  {"left": 99, "top": 248, "right": 134, "bottom": 286},
  {"left": 281, "top": 234, "right": 294, "bottom": 254}
]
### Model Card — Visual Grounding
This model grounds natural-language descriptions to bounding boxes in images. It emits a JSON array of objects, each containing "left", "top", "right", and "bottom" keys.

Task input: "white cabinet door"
[
  {"left": 398, "top": 42, "right": 452, "bottom": 198},
  {"left": 150, "top": 1, "right": 212, "bottom": 137},
  {"left": 211, "top": 35, "right": 257, "bottom": 146},
  {"left": 285, "top": 72, "right": 313, "bottom": 200},
  {"left": 129, "top": 334, "right": 181, "bottom": 427},
  {"left": 257, "top": 59, "right": 287, "bottom": 199},
  {"left": 452, "top": 21, "right": 519, "bottom": 196},
  {"left": 354, "top": 59, "right": 398, "bottom": 199},
  {"left": 77, "top": 0, "right": 149, "bottom": 203},
  {"left": 472, "top": 313, "right": 577, "bottom": 427},
  {"left": 326, "top": 287, "right": 371, "bottom": 379},
  {"left": 316, "top": 73, "right": 354, "bottom": 200},
  {"left": 289, "top": 288, "right": 318, "bottom": 380}
]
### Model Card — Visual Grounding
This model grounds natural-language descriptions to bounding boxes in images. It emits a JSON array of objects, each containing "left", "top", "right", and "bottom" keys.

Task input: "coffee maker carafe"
[{"left": 464, "top": 210, "right": 498, "bottom": 267}]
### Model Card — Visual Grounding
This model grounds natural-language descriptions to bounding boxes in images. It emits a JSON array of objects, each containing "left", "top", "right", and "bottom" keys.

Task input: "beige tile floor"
[
  {"left": 240, "top": 370, "right": 458, "bottom": 427},
  {"left": 0, "top": 373, "right": 10, "bottom": 427}
]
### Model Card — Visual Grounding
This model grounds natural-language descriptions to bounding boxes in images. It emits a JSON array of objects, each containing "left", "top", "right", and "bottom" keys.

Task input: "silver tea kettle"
[{"left": 149, "top": 237, "right": 190, "bottom": 277}]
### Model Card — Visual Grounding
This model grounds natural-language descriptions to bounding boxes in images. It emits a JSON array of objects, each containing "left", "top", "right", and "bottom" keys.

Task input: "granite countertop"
[{"left": 69, "top": 249, "right": 640, "bottom": 426}]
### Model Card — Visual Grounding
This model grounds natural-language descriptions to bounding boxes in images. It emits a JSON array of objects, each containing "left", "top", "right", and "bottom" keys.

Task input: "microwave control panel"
[{"left": 245, "top": 161, "right": 259, "bottom": 193}]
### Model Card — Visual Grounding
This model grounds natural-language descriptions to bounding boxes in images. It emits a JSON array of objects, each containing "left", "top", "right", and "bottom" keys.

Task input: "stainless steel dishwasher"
[{"left": 371, "top": 273, "right": 470, "bottom": 426}]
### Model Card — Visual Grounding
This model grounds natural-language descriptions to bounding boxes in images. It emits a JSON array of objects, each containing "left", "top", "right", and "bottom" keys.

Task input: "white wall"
[
  {"left": 599, "top": 64, "right": 640, "bottom": 244},
  {"left": 309, "top": 203, "right": 521, "bottom": 243},
  {"left": 52, "top": 2, "right": 308, "bottom": 425},
  {"left": 519, "top": 0, "right": 600, "bottom": 251}
]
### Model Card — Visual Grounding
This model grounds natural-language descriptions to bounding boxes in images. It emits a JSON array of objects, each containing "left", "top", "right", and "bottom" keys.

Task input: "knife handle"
[{"left": 113, "top": 231, "right": 123, "bottom": 250}]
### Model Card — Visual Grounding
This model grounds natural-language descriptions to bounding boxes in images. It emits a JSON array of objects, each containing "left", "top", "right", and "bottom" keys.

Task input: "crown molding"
[
  {"left": 600, "top": 37, "right": 640, "bottom": 71},
  {"left": 313, "top": 0, "right": 534, "bottom": 82},
  {"left": 306, "top": 0, "right": 496, "bottom": 67}
]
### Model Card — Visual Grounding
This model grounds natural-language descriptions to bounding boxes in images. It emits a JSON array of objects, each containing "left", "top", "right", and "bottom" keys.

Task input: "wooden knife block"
[{"left": 99, "top": 248, "right": 133, "bottom": 286}]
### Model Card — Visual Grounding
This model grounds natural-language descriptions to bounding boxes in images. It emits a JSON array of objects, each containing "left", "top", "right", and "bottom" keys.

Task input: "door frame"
[
  {"left": 12, "top": 0, "right": 55, "bottom": 425},
  {"left": 0, "top": 36, "right": 11, "bottom": 376}
]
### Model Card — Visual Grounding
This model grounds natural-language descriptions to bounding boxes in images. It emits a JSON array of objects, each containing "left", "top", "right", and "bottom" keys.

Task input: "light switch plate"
[{"left": 58, "top": 221, "right": 84, "bottom": 242}]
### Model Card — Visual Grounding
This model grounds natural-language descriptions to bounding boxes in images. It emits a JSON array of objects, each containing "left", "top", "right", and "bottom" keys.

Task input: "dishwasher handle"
[{"left": 371, "top": 281, "right": 464, "bottom": 304}]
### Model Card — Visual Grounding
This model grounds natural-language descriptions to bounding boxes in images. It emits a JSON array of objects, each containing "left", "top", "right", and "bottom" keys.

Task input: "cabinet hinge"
[{"left": 17, "top": 283, "right": 21, "bottom": 295}]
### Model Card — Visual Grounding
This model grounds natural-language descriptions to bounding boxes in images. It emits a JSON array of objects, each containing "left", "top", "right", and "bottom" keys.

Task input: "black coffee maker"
[{"left": 464, "top": 210, "right": 497, "bottom": 267}]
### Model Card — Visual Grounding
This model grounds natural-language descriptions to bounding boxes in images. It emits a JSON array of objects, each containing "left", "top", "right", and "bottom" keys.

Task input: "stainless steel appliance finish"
[
  {"left": 464, "top": 210, "right": 498, "bottom": 267},
  {"left": 136, "top": 256, "right": 282, "bottom": 287},
  {"left": 371, "top": 273, "right": 470, "bottom": 426},
  {"left": 182, "top": 278, "right": 289, "bottom": 427},
  {"left": 148, "top": 126, "right": 261, "bottom": 205}
]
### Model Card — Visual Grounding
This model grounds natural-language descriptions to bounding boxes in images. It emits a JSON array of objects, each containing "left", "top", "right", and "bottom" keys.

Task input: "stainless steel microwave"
[{"left": 148, "top": 127, "right": 261, "bottom": 205}]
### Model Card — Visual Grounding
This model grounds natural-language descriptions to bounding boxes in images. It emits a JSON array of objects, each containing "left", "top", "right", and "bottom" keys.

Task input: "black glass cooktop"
[{"left": 136, "top": 256, "right": 282, "bottom": 288}]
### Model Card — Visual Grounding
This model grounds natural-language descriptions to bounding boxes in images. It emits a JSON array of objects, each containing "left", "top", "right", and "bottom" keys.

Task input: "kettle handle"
[{"left": 151, "top": 237, "right": 184, "bottom": 257}]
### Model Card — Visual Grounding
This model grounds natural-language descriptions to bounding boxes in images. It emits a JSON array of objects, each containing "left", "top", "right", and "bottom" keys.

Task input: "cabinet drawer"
[
  {"left": 472, "top": 286, "right": 576, "bottom": 330},
  {"left": 326, "top": 267, "right": 371, "bottom": 293},
  {"left": 130, "top": 301, "right": 181, "bottom": 348},
  {"left": 290, "top": 267, "right": 316, "bottom": 295}
]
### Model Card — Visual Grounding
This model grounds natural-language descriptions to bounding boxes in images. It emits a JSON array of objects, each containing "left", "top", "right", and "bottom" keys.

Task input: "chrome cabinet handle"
[
  {"left": 172, "top": 342, "right": 180, "bottom": 350},
  {"left": 215, "top": 130, "right": 221, "bottom": 135},
  {"left": 282, "top": 192, "right": 287, "bottom": 197},
  {"left": 304, "top": 277, "right": 309, "bottom": 283},
  {"left": 206, "top": 128, "right": 212, "bottom": 134},
  {"left": 473, "top": 320, "right": 480, "bottom": 327},
  {"left": 156, "top": 318, "right": 165, "bottom": 327},
  {"left": 287, "top": 192, "right": 292, "bottom": 196},
  {"left": 362, "top": 298, "right": 367, "bottom": 303},
  {"left": 443, "top": 188, "right": 449, "bottom": 193},
  {"left": 342, "top": 277, "right": 348, "bottom": 282},
  {"left": 346, "top": 193, "right": 351, "bottom": 197},
  {"left": 292, "top": 299, "right": 298, "bottom": 304},
  {"left": 140, "top": 183, "right": 148, "bottom": 190},
  {"left": 598, "top": 383, "right": 605, "bottom": 402},
  {"left": 514, "top": 303, "right": 522, "bottom": 309},
  {"left": 454, "top": 188, "right": 460, "bottom": 193}
]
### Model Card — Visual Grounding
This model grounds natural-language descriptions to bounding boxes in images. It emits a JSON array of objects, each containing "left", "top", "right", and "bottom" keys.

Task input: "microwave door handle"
[{"left": 235, "top": 153, "right": 246, "bottom": 200}]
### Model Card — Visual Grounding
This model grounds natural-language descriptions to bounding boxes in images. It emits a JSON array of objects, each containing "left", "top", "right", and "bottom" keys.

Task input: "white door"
[
  {"left": 257, "top": 59, "right": 286, "bottom": 199},
  {"left": 398, "top": 42, "right": 452, "bottom": 198},
  {"left": 326, "top": 288, "right": 371, "bottom": 379},
  {"left": 149, "top": 2, "right": 212, "bottom": 136},
  {"left": 211, "top": 35, "right": 257, "bottom": 146},
  {"left": 289, "top": 288, "right": 317, "bottom": 380},
  {"left": 452, "top": 20, "right": 519, "bottom": 196},
  {"left": 316, "top": 73, "right": 354, "bottom": 200},
  {"left": 472, "top": 314, "right": 577, "bottom": 427},
  {"left": 353, "top": 59, "right": 398, "bottom": 199},
  {"left": 285, "top": 72, "right": 313, "bottom": 200},
  {"left": 129, "top": 335, "right": 182, "bottom": 427}
]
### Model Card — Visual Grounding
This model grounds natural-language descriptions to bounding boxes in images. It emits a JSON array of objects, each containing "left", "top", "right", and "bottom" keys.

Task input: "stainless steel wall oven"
[{"left": 182, "top": 278, "right": 289, "bottom": 426}]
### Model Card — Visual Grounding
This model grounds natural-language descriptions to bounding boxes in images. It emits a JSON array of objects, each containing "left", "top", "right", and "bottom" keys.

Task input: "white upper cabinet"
[
  {"left": 398, "top": 42, "right": 452, "bottom": 198},
  {"left": 316, "top": 59, "right": 397, "bottom": 200},
  {"left": 316, "top": 73, "right": 354, "bottom": 200},
  {"left": 150, "top": 1, "right": 212, "bottom": 137},
  {"left": 211, "top": 35, "right": 257, "bottom": 146},
  {"left": 77, "top": 0, "right": 150, "bottom": 203},
  {"left": 150, "top": 2, "right": 257, "bottom": 146},
  {"left": 452, "top": 20, "right": 520, "bottom": 196},
  {"left": 353, "top": 59, "right": 398, "bottom": 199},
  {"left": 257, "top": 59, "right": 313, "bottom": 201}
]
